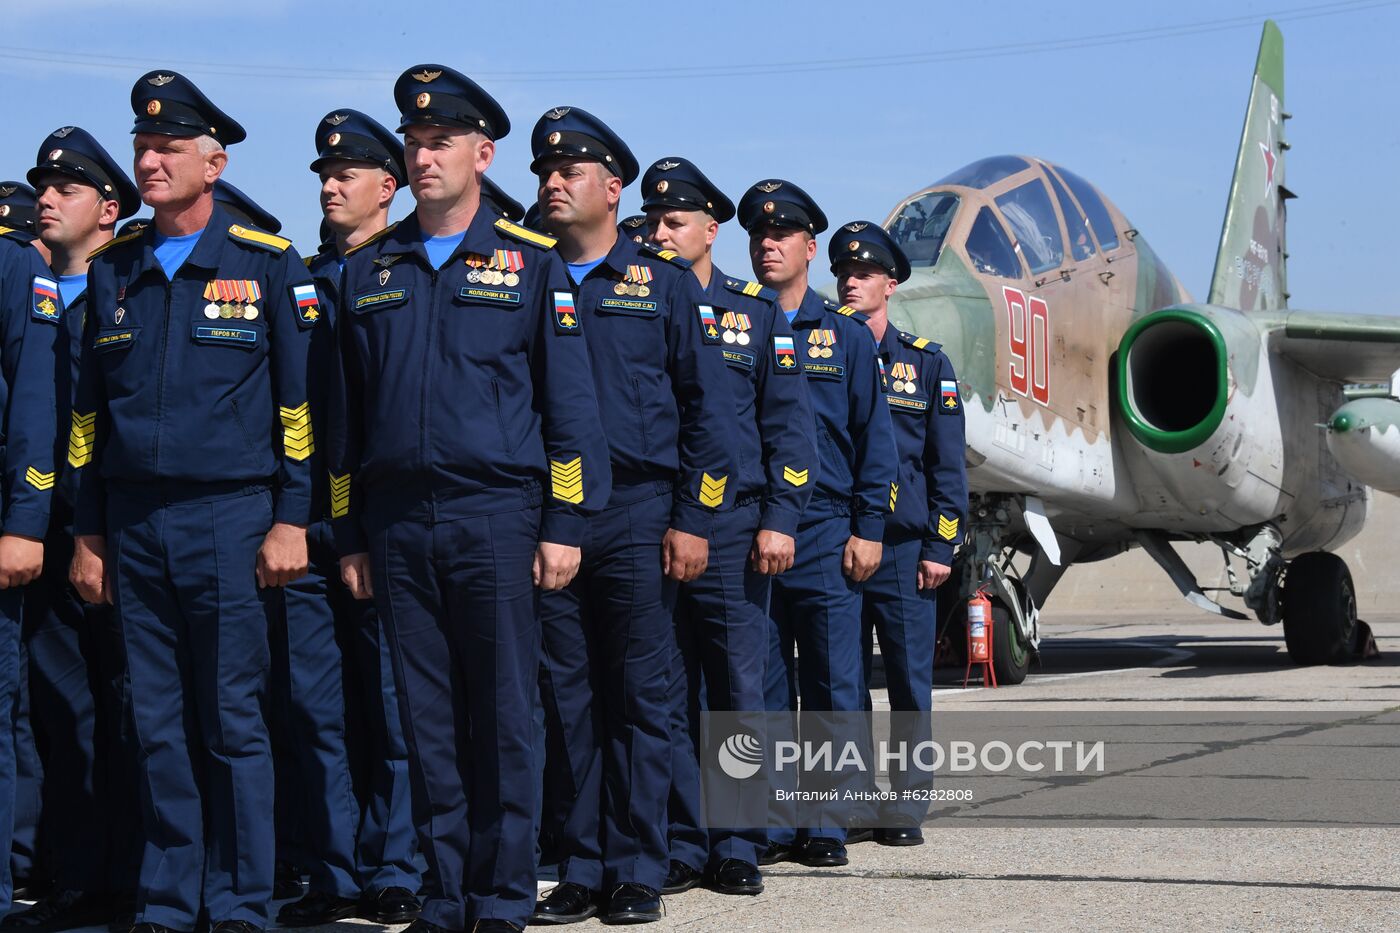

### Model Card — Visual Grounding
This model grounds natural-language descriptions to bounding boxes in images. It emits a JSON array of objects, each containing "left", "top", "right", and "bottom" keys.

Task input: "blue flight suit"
[
  {"left": 70, "top": 207, "right": 322, "bottom": 929},
  {"left": 764, "top": 289, "right": 896, "bottom": 846},
  {"left": 0, "top": 228, "right": 62, "bottom": 913},
  {"left": 668, "top": 270, "right": 816, "bottom": 872},
  {"left": 538, "top": 237, "right": 737, "bottom": 895},
  {"left": 330, "top": 209, "right": 612, "bottom": 929},
  {"left": 861, "top": 327, "right": 968, "bottom": 826},
  {"left": 22, "top": 276, "right": 141, "bottom": 902}
]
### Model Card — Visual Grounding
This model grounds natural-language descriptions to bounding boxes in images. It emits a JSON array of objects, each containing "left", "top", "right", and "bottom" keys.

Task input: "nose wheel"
[{"left": 1280, "top": 551, "right": 1357, "bottom": 664}]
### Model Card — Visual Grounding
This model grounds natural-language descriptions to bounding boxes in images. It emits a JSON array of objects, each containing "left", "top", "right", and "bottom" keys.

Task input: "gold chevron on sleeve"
[
  {"left": 938, "top": 514, "right": 959, "bottom": 541},
  {"left": 889, "top": 482, "right": 899, "bottom": 513},
  {"left": 24, "top": 467, "right": 55, "bottom": 491},
  {"left": 699, "top": 472, "right": 727, "bottom": 509},
  {"left": 329, "top": 473, "right": 352, "bottom": 519},
  {"left": 782, "top": 465, "right": 809, "bottom": 488},
  {"left": 67, "top": 410, "right": 96, "bottom": 468},
  {"left": 279, "top": 402, "right": 315, "bottom": 461},
  {"left": 550, "top": 457, "right": 584, "bottom": 504}
]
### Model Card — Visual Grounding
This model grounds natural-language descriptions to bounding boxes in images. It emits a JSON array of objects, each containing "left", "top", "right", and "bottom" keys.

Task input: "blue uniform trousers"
[
  {"left": 9, "top": 635, "right": 40, "bottom": 892},
  {"left": 668, "top": 502, "right": 768, "bottom": 870},
  {"left": 764, "top": 514, "right": 866, "bottom": 845},
  {"left": 369, "top": 507, "right": 541, "bottom": 929},
  {"left": 859, "top": 536, "right": 936, "bottom": 826},
  {"left": 109, "top": 483, "right": 277, "bottom": 929},
  {"left": 23, "top": 517, "right": 140, "bottom": 896},
  {"left": 0, "top": 588, "right": 22, "bottom": 912},
  {"left": 538, "top": 490, "right": 675, "bottom": 893},
  {"left": 268, "top": 522, "right": 362, "bottom": 899}
]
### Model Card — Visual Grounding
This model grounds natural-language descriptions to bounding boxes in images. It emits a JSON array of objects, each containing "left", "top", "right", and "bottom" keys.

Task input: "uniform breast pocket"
[
  {"left": 350, "top": 287, "right": 411, "bottom": 315},
  {"left": 190, "top": 322, "right": 262, "bottom": 350},
  {"left": 94, "top": 326, "right": 140, "bottom": 353}
]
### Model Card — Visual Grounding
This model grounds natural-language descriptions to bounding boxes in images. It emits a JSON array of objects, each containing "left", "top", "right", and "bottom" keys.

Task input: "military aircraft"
[{"left": 871, "top": 20, "right": 1399, "bottom": 684}]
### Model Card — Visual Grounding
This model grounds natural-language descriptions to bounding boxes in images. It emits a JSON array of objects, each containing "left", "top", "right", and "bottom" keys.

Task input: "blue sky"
[{"left": 2, "top": 0, "right": 1395, "bottom": 310}]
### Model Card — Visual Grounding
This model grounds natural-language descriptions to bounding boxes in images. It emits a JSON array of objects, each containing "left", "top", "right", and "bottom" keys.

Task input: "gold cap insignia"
[
  {"left": 655, "top": 180, "right": 669, "bottom": 193},
  {"left": 53, "top": 126, "right": 74, "bottom": 139},
  {"left": 147, "top": 74, "right": 176, "bottom": 87},
  {"left": 412, "top": 69, "right": 442, "bottom": 83},
  {"left": 327, "top": 133, "right": 341, "bottom": 146},
  {"left": 415, "top": 92, "right": 431, "bottom": 109},
  {"left": 0, "top": 206, "right": 9, "bottom": 217},
  {"left": 545, "top": 107, "right": 570, "bottom": 120},
  {"left": 326, "top": 113, "right": 348, "bottom": 125},
  {"left": 848, "top": 241, "right": 860, "bottom": 251},
  {"left": 656, "top": 160, "right": 680, "bottom": 171},
  {"left": 756, "top": 181, "right": 782, "bottom": 193},
  {"left": 763, "top": 201, "right": 775, "bottom": 214},
  {"left": 146, "top": 100, "right": 162, "bottom": 116},
  {"left": 47, "top": 150, "right": 62, "bottom": 161},
  {"left": 547, "top": 131, "right": 562, "bottom": 146}
]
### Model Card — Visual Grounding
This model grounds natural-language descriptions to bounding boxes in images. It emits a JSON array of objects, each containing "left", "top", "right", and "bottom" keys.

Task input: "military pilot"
[
  {"left": 529, "top": 110, "right": 737, "bottom": 926},
  {"left": 832, "top": 221, "right": 967, "bottom": 844},
  {"left": 272, "top": 109, "right": 422, "bottom": 929},
  {"left": 638, "top": 157, "right": 815, "bottom": 899},
  {"left": 0, "top": 159, "right": 61, "bottom": 928},
  {"left": 739, "top": 180, "right": 896, "bottom": 870},
  {"left": 329, "top": 66, "right": 612, "bottom": 933},
  {"left": 4, "top": 127, "right": 143, "bottom": 933},
  {"left": 67, "top": 70, "right": 322, "bottom": 933}
]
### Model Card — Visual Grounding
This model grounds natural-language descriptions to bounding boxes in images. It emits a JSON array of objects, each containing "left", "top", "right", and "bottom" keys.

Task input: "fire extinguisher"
[{"left": 964, "top": 588, "right": 997, "bottom": 687}]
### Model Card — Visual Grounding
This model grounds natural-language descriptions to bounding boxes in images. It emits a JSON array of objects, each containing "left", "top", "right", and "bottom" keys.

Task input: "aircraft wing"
[{"left": 1267, "top": 311, "right": 1400, "bottom": 383}]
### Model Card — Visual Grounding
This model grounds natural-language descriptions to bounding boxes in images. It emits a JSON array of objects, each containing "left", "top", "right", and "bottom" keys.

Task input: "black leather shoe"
[
  {"left": 845, "top": 827, "right": 874, "bottom": 845},
  {"left": 660, "top": 861, "right": 702, "bottom": 895},
  {"left": 359, "top": 886, "right": 421, "bottom": 924},
  {"left": 276, "top": 891, "right": 361, "bottom": 927},
  {"left": 798, "top": 836, "right": 849, "bottom": 867},
  {"left": 209, "top": 922, "right": 261, "bottom": 933},
  {"left": 874, "top": 826, "right": 925, "bottom": 846},
  {"left": 530, "top": 883, "right": 597, "bottom": 925},
  {"left": 9, "top": 879, "right": 52, "bottom": 903},
  {"left": 708, "top": 859, "right": 763, "bottom": 896},
  {"left": 472, "top": 922, "right": 524, "bottom": 932},
  {"left": 758, "top": 842, "right": 796, "bottom": 866},
  {"left": 600, "top": 884, "right": 661, "bottom": 925},
  {"left": 404, "top": 921, "right": 456, "bottom": 933},
  {"left": 129, "top": 925, "right": 184, "bottom": 933},
  {"left": 0, "top": 890, "right": 115, "bottom": 932}
]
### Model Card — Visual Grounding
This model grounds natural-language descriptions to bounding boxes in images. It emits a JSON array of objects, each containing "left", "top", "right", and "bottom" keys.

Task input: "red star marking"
[{"left": 1259, "top": 140, "right": 1276, "bottom": 196}]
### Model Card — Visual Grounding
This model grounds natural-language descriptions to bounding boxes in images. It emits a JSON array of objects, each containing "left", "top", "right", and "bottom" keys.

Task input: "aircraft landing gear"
[{"left": 1280, "top": 552, "right": 1358, "bottom": 665}]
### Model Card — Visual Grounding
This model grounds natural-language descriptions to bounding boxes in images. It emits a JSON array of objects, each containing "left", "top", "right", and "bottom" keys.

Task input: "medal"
[
  {"left": 637, "top": 285, "right": 650, "bottom": 297},
  {"left": 244, "top": 306, "right": 259, "bottom": 320},
  {"left": 204, "top": 303, "right": 220, "bottom": 319},
  {"left": 736, "top": 332, "right": 749, "bottom": 345},
  {"left": 503, "top": 272, "right": 519, "bottom": 287},
  {"left": 820, "top": 346, "right": 833, "bottom": 358},
  {"left": 232, "top": 305, "right": 245, "bottom": 319},
  {"left": 905, "top": 381, "right": 917, "bottom": 395},
  {"left": 626, "top": 283, "right": 639, "bottom": 296},
  {"left": 723, "top": 330, "right": 736, "bottom": 344},
  {"left": 613, "top": 281, "right": 628, "bottom": 296},
  {"left": 893, "top": 380, "right": 905, "bottom": 392},
  {"left": 808, "top": 345, "right": 822, "bottom": 358},
  {"left": 219, "top": 303, "right": 234, "bottom": 319},
  {"left": 466, "top": 269, "right": 481, "bottom": 284}
]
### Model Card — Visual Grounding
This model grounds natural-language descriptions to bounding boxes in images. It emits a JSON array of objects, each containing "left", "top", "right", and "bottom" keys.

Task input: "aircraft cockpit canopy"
[
  {"left": 935, "top": 156, "right": 1030, "bottom": 189},
  {"left": 888, "top": 191, "right": 959, "bottom": 268}
]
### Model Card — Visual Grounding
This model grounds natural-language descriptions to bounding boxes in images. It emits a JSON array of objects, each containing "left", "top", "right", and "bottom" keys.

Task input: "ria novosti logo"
[{"left": 717, "top": 732, "right": 764, "bottom": 779}]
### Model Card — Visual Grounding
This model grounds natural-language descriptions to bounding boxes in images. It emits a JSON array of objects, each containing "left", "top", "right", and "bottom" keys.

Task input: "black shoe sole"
[
  {"left": 598, "top": 911, "right": 661, "bottom": 926},
  {"left": 757, "top": 849, "right": 793, "bottom": 867},
  {"left": 875, "top": 835, "right": 924, "bottom": 847},
  {"left": 362, "top": 909, "right": 421, "bottom": 925},
  {"left": 659, "top": 878, "right": 699, "bottom": 896},
  {"left": 799, "top": 854, "right": 849, "bottom": 868},
  {"left": 276, "top": 905, "right": 362, "bottom": 928},
  {"left": 710, "top": 881, "right": 764, "bottom": 896},
  {"left": 529, "top": 907, "right": 597, "bottom": 926}
]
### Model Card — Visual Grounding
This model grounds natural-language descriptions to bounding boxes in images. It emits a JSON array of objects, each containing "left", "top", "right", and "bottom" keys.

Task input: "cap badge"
[
  {"left": 763, "top": 201, "right": 775, "bottom": 214},
  {"left": 656, "top": 160, "right": 680, "bottom": 171},
  {"left": 849, "top": 241, "right": 861, "bottom": 251},
  {"left": 0, "top": 185, "right": 14, "bottom": 197},
  {"left": 545, "top": 107, "right": 570, "bottom": 120},
  {"left": 655, "top": 180, "right": 669, "bottom": 193},
  {"left": 327, "top": 133, "right": 341, "bottom": 146},
  {"left": 415, "top": 92, "right": 431, "bottom": 109},
  {"left": 756, "top": 181, "right": 782, "bottom": 193},
  {"left": 0, "top": 206, "right": 9, "bottom": 217},
  {"left": 47, "top": 150, "right": 63, "bottom": 161},
  {"left": 146, "top": 100, "right": 162, "bottom": 116},
  {"left": 326, "top": 113, "right": 348, "bottom": 125},
  {"left": 53, "top": 127, "right": 74, "bottom": 139},
  {"left": 547, "top": 131, "right": 562, "bottom": 146},
  {"left": 412, "top": 69, "right": 442, "bottom": 83},
  {"left": 147, "top": 74, "right": 176, "bottom": 87},
  {"left": 845, "top": 222, "right": 868, "bottom": 232}
]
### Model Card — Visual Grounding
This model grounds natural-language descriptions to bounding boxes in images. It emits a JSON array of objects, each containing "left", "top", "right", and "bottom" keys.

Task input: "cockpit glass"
[
  {"left": 1053, "top": 165, "right": 1120, "bottom": 251},
  {"left": 963, "top": 208, "right": 1024, "bottom": 279},
  {"left": 1044, "top": 167, "right": 1096, "bottom": 261},
  {"left": 887, "top": 192, "right": 960, "bottom": 267},
  {"left": 995, "top": 180, "right": 1064, "bottom": 274},
  {"left": 935, "top": 156, "right": 1031, "bottom": 189}
]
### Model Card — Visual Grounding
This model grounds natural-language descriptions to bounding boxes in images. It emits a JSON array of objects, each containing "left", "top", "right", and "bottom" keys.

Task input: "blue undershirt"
[
  {"left": 784, "top": 308, "right": 799, "bottom": 323},
  {"left": 421, "top": 231, "right": 466, "bottom": 270},
  {"left": 566, "top": 257, "right": 605, "bottom": 286},
  {"left": 152, "top": 229, "right": 202, "bottom": 278},
  {"left": 57, "top": 273, "right": 87, "bottom": 308}
]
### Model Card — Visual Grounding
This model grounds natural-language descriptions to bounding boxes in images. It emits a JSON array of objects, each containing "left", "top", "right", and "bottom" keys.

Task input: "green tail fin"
[{"left": 1208, "top": 20, "right": 1290, "bottom": 311}]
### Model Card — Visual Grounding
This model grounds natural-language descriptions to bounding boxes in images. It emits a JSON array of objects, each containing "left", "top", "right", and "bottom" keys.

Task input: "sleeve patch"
[
  {"left": 32, "top": 276, "right": 61, "bottom": 323},
  {"left": 279, "top": 402, "right": 314, "bottom": 462},
  {"left": 889, "top": 482, "right": 899, "bottom": 513},
  {"left": 329, "top": 473, "right": 351, "bottom": 519},
  {"left": 772, "top": 334, "right": 798, "bottom": 373},
  {"left": 782, "top": 466, "right": 809, "bottom": 487},
  {"left": 939, "top": 379, "right": 961, "bottom": 413},
  {"left": 290, "top": 282, "right": 322, "bottom": 326},
  {"left": 938, "top": 515, "right": 959, "bottom": 541},
  {"left": 67, "top": 411, "right": 96, "bottom": 468},
  {"left": 697, "top": 305, "right": 721, "bottom": 345},
  {"left": 553, "top": 291, "right": 581, "bottom": 334},
  {"left": 24, "top": 467, "right": 55, "bottom": 491},
  {"left": 550, "top": 457, "right": 584, "bottom": 504},
  {"left": 699, "top": 472, "right": 727, "bottom": 509}
]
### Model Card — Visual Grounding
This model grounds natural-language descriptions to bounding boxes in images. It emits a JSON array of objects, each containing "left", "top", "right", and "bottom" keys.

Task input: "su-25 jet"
[{"left": 869, "top": 20, "right": 1398, "bottom": 684}]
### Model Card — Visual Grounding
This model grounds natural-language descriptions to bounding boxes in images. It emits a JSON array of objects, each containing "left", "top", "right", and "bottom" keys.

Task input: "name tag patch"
[
  {"left": 194, "top": 325, "right": 258, "bottom": 346},
  {"left": 887, "top": 394, "right": 929, "bottom": 412},
  {"left": 94, "top": 330, "right": 135, "bottom": 350},
  {"left": 353, "top": 288, "right": 409, "bottom": 312},
  {"left": 458, "top": 287, "right": 521, "bottom": 306},
  {"left": 723, "top": 348, "right": 755, "bottom": 369},
  {"left": 805, "top": 362, "right": 846, "bottom": 380},
  {"left": 598, "top": 298, "right": 658, "bottom": 315}
]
